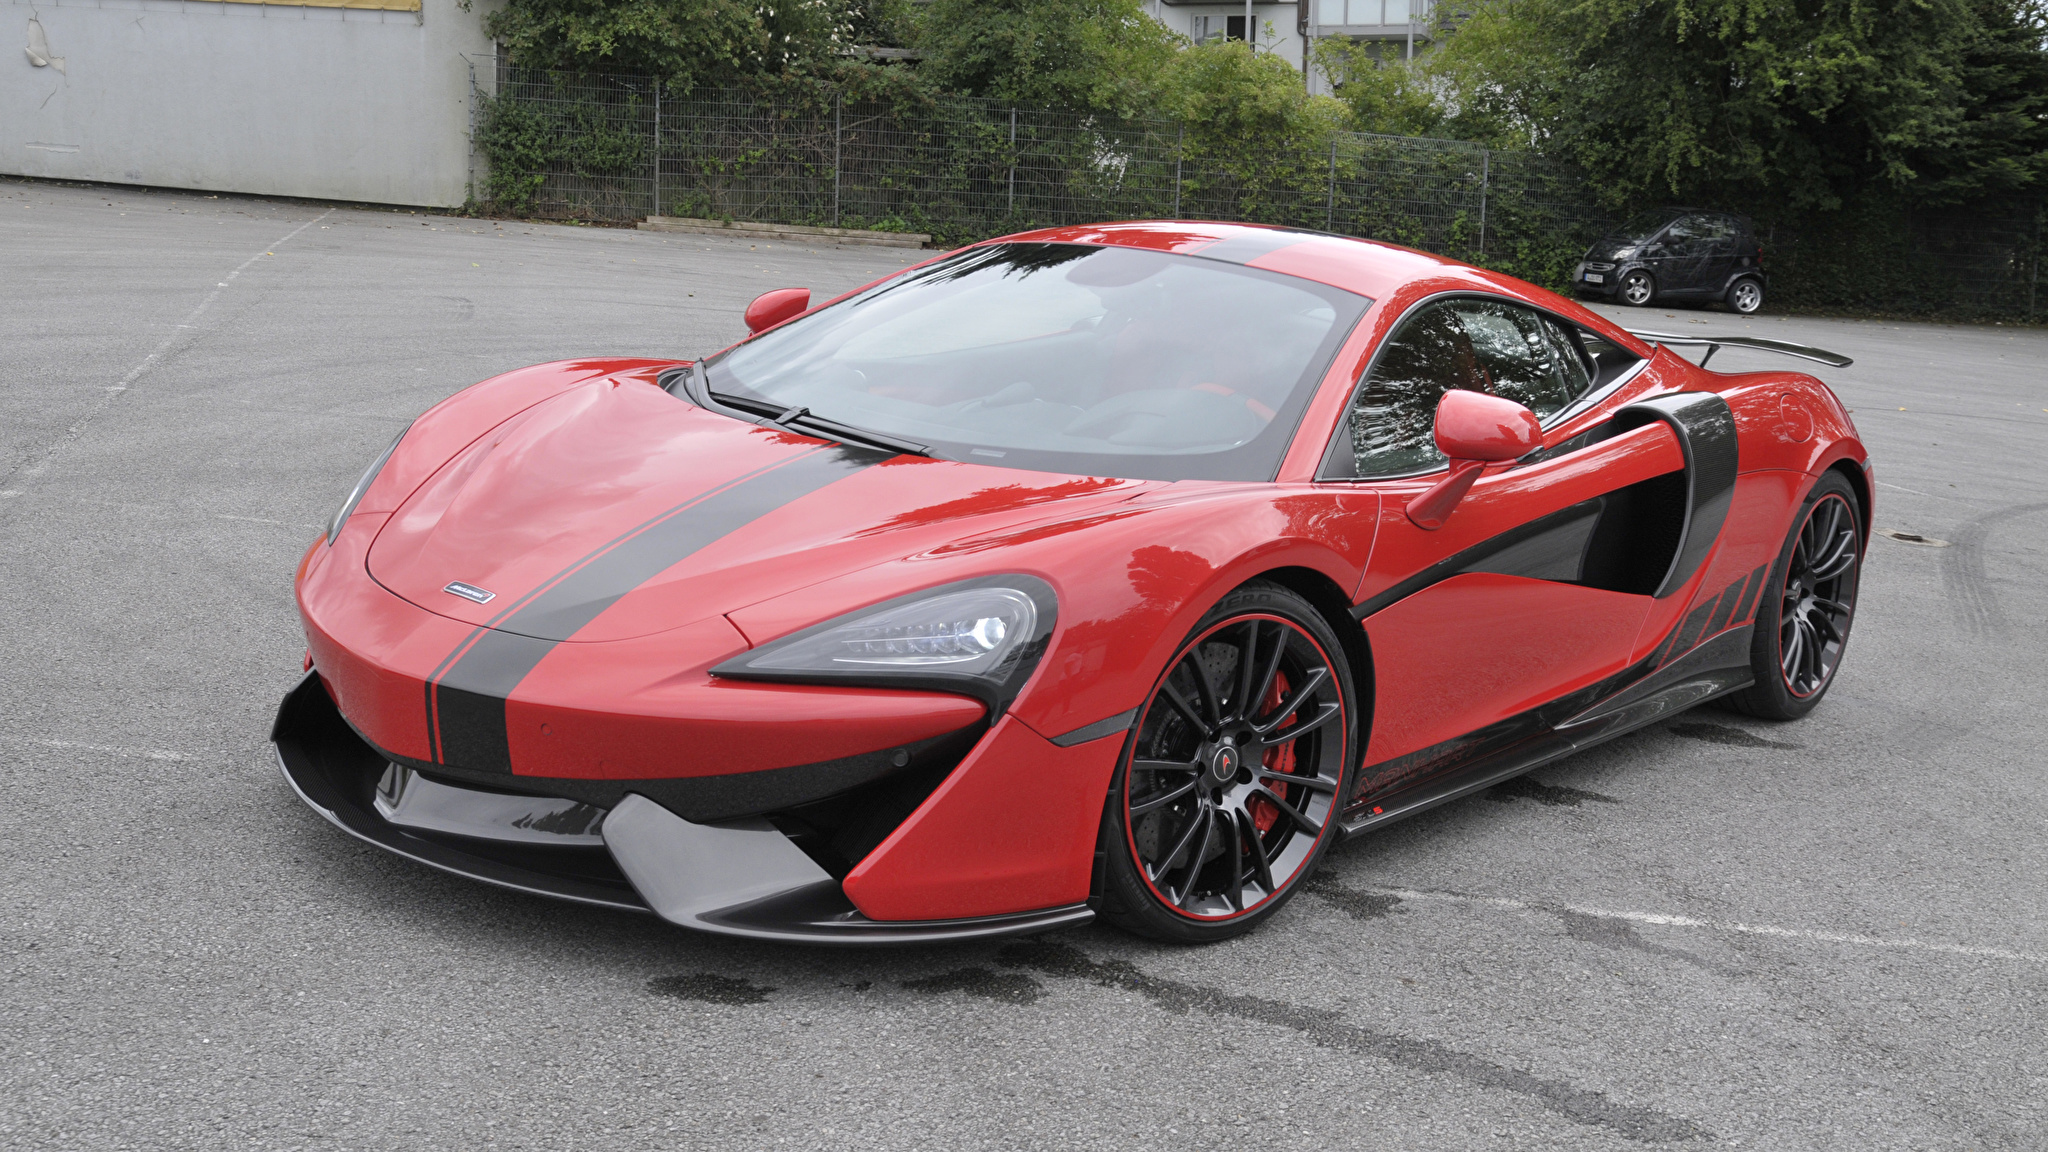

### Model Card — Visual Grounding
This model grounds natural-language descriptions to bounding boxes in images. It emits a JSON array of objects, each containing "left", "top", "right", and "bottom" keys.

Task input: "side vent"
[
  {"left": 766, "top": 724, "right": 987, "bottom": 878},
  {"left": 1611, "top": 392, "right": 1740, "bottom": 598},
  {"left": 1578, "top": 471, "right": 1688, "bottom": 595}
]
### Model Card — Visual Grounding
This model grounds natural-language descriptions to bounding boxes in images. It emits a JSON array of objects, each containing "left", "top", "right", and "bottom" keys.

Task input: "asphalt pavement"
[{"left": 4, "top": 177, "right": 2046, "bottom": 1151}]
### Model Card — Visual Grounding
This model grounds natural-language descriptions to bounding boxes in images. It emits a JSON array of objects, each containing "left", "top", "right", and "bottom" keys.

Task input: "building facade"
[
  {"left": 1142, "top": 0, "right": 1439, "bottom": 91},
  {"left": 4, "top": 0, "right": 499, "bottom": 207}
]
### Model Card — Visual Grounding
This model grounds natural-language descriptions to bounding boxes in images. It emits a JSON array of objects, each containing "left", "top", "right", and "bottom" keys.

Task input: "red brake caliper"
[{"left": 1251, "top": 670, "right": 1294, "bottom": 833}]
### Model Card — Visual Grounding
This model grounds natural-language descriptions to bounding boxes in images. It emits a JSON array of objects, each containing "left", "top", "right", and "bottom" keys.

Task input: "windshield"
[
  {"left": 705, "top": 242, "right": 1370, "bottom": 481},
  {"left": 1602, "top": 208, "right": 1683, "bottom": 246}
]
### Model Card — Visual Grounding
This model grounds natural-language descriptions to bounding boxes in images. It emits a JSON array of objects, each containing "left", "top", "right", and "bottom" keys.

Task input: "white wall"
[
  {"left": 4, "top": 0, "right": 499, "bottom": 207},
  {"left": 1147, "top": 1, "right": 1308, "bottom": 74}
]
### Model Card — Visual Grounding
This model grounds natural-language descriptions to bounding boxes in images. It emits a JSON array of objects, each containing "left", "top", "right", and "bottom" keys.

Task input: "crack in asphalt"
[
  {"left": 996, "top": 938, "right": 1711, "bottom": 1143},
  {"left": 1666, "top": 722, "right": 1802, "bottom": 750},
  {"left": 1559, "top": 910, "right": 1745, "bottom": 977},
  {"left": 1304, "top": 869, "right": 1405, "bottom": 920},
  {"left": 646, "top": 973, "right": 776, "bottom": 1005},
  {"left": 1487, "top": 775, "right": 1620, "bottom": 806},
  {"left": 901, "top": 966, "right": 1045, "bottom": 1005}
]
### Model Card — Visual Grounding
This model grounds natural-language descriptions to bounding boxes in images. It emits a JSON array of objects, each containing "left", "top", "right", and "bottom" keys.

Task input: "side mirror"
[
  {"left": 744, "top": 288, "right": 811, "bottom": 334},
  {"left": 1405, "top": 390, "right": 1542, "bottom": 530}
]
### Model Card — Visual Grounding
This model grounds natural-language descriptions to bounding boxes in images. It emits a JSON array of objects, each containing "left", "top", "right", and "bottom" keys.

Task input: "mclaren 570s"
[{"left": 275, "top": 221, "right": 1868, "bottom": 944}]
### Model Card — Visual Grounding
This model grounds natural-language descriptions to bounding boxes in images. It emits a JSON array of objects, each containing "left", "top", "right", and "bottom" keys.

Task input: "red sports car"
[{"left": 276, "top": 222, "right": 1869, "bottom": 944}]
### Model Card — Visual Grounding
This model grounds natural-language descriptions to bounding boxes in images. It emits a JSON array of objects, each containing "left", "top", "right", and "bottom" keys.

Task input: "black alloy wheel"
[
  {"left": 1729, "top": 278, "right": 1764, "bottom": 314},
  {"left": 1620, "top": 270, "right": 1656, "bottom": 306},
  {"left": 1098, "top": 582, "right": 1353, "bottom": 943},
  {"left": 1725, "top": 472, "right": 1862, "bottom": 720},
  {"left": 1778, "top": 493, "right": 1859, "bottom": 696}
]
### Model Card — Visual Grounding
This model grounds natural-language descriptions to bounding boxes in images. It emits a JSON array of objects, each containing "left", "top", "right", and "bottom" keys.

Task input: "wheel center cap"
[{"left": 1207, "top": 744, "right": 1239, "bottom": 786}]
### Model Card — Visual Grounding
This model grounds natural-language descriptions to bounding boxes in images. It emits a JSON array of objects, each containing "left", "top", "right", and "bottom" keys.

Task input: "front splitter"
[{"left": 272, "top": 671, "right": 1093, "bottom": 944}]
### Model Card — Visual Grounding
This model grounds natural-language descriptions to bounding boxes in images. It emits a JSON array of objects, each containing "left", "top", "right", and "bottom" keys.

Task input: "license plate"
[{"left": 1583, "top": 273, "right": 1605, "bottom": 284}]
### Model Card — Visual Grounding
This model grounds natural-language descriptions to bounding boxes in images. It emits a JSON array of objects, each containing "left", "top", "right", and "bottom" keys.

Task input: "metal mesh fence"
[
  {"left": 1765, "top": 205, "right": 2043, "bottom": 321},
  {"left": 471, "top": 62, "right": 2042, "bottom": 320},
  {"left": 471, "top": 64, "right": 1603, "bottom": 262}
]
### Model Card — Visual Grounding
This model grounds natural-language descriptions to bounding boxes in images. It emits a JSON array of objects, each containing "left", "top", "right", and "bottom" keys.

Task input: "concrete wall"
[{"left": 4, "top": 0, "right": 499, "bottom": 207}]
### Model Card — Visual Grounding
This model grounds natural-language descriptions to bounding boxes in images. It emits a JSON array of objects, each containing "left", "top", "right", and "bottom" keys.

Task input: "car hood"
[
  {"left": 1583, "top": 235, "right": 1645, "bottom": 261},
  {"left": 367, "top": 376, "right": 1153, "bottom": 643}
]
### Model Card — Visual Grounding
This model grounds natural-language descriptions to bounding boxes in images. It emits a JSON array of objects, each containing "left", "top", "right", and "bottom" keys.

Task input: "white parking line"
[
  {"left": 19, "top": 738, "right": 199, "bottom": 762},
  {"left": 101, "top": 207, "right": 335, "bottom": 399},
  {"left": 1, "top": 207, "right": 336, "bottom": 489},
  {"left": 1364, "top": 885, "right": 2048, "bottom": 965}
]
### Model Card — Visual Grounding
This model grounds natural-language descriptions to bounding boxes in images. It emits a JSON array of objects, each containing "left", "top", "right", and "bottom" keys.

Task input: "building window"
[
  {"left": 1323, "top": 0, "right": 1424, "bottom": 24},
  {"left": 1193, "top": 14, "right": 1251, "bottom": 43}
]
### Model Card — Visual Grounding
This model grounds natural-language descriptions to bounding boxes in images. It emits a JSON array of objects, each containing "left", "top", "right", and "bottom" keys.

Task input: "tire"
[
  {"left": 1721, "top": 471, "right": 1862, "bottom": 720},
  {"left": 1097, "top": 581, "right": 1356, "bottom": 943},
  {"left": 1728, "top": 277, "right": 1764, "bottom": 314},
  {"left": 1620, "top": 270, "right": 1656, "bottom": 306}
]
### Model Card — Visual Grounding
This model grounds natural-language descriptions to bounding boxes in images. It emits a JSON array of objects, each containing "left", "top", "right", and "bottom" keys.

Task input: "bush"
[{"left": 474, "top": 80, "right": 649, "bottom": 216}]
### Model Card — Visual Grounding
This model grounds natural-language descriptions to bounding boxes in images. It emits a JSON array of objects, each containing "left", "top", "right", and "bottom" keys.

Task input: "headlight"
[
  {"left": 327, "top": 423, "right": 411, "bottom": 546},
  {"left": 713, "top": 576, "right": 1058, "bottom": 711}
]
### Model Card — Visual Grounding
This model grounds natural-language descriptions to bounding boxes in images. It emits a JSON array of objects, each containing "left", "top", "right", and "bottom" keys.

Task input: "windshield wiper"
[
  {"left": 782, "top": 409, "right": 931, "bottom": 458},
  {"left": 699, "top": 371, "right": 929, "bottom": 458}
]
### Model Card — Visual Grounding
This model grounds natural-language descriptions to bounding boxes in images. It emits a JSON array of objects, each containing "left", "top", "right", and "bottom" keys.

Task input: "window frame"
[{"left": 1313, "top": 290, "right": 1652, "bottom": 483}]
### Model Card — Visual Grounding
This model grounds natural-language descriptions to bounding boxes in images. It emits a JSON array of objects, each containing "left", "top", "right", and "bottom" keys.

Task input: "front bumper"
[
  {"left": 1573, "top": 263, "right": 1620, "bottom": 296},
  {"left": 273, "top": 672, "right": 1093, "bottom": 944}
]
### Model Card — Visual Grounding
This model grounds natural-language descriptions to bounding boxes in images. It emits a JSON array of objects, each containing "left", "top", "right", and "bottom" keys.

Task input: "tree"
[
  {"left": 1157, "top": 38, "right": 1354, "bottom": 156},
  {"left": 1428, "top": 0, "right": 2048, "bottom": 211},
  {"left": 1312, "top": 39, "right": 1449, "bottom": 138},
  {"left": 909, "top": 0, "right": 1182, "bottom": 115},
  {"left": 485, "top": 0, "right": 873, "bottom": 86},
  {"left": 1903, "top": 0, "right": 2048, "bottom": 203}
]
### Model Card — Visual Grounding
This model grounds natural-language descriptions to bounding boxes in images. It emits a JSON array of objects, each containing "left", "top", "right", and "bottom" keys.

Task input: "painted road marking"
[
  {"left": 1, "top": 207, "right": 336, "bottom": 490},
  {"left": 19, "top": 738, "right": 202, "bottom": 762},
  {"left": 1358, "top": 885, "right": 2048, "bottom": 965}
]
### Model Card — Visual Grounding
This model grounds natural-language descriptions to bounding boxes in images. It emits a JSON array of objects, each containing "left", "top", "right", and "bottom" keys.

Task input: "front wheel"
[
  {"left": 1722, "top": 472, "right": 1862, "bottom": 720},
  {"left": 1097, "top": 582, "right": 1355, "bottom": 943},
  {"left": 1728, "top": 277, "right": 1764, "bottom": 314},
  {"left": 1620, "top": 270, "right": 1656, "bottom": 306}
]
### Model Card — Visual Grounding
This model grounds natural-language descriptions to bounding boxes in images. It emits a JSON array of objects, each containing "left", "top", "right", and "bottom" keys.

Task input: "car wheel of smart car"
[
  {"left": 1723, "top": 472, "right": 1861, "bottom": 721},
  {"left": 1620, "top": 270, "right": 1656, "bottom": 306},
  {"left": 1729, "top": 278, "right": 1765, "bottom": 314},
  {"left": 1098, "top": 581, "right": 1355, "bottom": 943}
]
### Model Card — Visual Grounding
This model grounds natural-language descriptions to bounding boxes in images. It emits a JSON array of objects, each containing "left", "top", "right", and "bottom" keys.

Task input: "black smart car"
[{"left": 1574, "top": 208, "right": 1767, "bottom": 313}]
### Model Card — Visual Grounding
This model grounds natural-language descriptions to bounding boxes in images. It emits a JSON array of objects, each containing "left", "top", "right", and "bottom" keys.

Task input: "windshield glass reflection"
[{"left": 707, "top": 243, "right": 1369, "bottom": 481}]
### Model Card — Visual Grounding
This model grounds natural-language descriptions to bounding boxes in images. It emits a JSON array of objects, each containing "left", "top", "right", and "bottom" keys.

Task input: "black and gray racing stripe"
[
  {"left": 1349, "top": 391, "right": 1738, "bottom": 622},
  {"left": 424, "top": 445, "right": 884, "bottom": 773},
  {"left": 1610, "top": 391, "right": 1739, "bottom": 599}
]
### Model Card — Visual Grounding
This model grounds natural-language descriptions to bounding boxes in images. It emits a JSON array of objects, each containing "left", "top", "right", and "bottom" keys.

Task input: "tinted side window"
[
  {"left": 1693, "top": 214, "right": 1738, "bottom": 253},
  {"left": 1573, "top": 327, "right": 1643, "bottom": 388},
  {"left": 1663, "top": 215, "right": 1706, "bottom": 252},
  {"left": 1540, "top": 316, "right": 1595, "bottom": 398},
  {"left": 1460, "top": 300, "right": 1588, "bottom": 415},
  {"left": 1671, "top": 213, "right": 1737, "bottom": 254},
  {"left": 1344, "top": 298, "right": 1595, "bottom": 477}
]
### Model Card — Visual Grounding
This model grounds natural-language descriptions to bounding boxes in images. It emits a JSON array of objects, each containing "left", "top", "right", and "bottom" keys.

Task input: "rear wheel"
[
  {"left": 1728, "top": 277, "right": 1764, "bottom": 314},
  {"left": 1723, "top": 472, "right": 1862, "bottom": 720},
  {"left": 1620, "top": 270, "right": 1656, "bottom": 306},
  {"left": 1097, "top": 582, "right": 1355, "bottom": 943}
]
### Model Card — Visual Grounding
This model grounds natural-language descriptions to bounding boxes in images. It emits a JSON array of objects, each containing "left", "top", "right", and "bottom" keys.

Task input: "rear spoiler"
[{"left": 1624, "top": 329, "right": 1853, "bottom": 369}]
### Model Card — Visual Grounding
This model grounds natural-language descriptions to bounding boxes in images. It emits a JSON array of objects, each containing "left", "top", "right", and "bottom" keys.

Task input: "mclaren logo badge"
[{"left": 443, "top": 581, "right": 496, "bottom": 605}]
